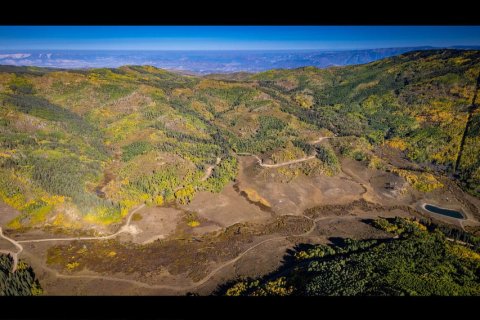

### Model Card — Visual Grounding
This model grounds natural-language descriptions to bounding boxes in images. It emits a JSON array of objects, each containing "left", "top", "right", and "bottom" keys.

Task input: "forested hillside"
[
  {"left": 253, "top": 50, "right": 480, "bottom": 190},
  {"left": 0, "top": 49, "right": 479, "bottom": 231},
  {"left": 217, "top": 218, "right": 480, "bottom": 296}
]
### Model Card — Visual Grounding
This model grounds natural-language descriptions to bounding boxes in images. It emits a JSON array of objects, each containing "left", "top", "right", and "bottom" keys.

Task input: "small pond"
[{"left": 423, "top": 204, "right": 465, "bottom": 219}]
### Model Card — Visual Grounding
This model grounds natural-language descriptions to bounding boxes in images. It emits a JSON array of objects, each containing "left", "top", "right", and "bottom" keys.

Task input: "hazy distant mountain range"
[{"left": 1, "top": 46, "right": 480, "bottom": 74}]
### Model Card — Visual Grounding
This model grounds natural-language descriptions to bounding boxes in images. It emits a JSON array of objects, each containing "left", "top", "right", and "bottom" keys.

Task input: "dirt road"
[
  {"left": 0, "top": 226, "right": 23, "bottom": 272},
  {"left": 237, "top": 152, "right": 316, "bottom": 168},
  {"left": 16, "top": 204, "right": 145, "bottom": 244},
  {"left": 236, "top": 136, "right": 334, "bottom": 168},
  {"left": 28, "top": 212, "right": 319, "bottom": 293},
  {"left": 200, "top": 157, "right": 221, "bottom": 181},
  {"left": 310, "top": 136, "right": 333, "bottom": 144},
  {"left": 0, "top": 204, "right": 145, "bottom": 272}
]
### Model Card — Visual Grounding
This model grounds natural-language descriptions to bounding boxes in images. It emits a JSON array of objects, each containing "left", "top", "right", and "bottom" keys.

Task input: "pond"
[{"left": 423, "top": 204, "right": 465, "bottom": 219}]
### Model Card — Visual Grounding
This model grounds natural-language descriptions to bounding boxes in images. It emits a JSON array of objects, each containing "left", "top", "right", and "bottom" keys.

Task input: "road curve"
[
  {"left": 0, "top": 204, "right": 145, "bottom": 273},
  {"left": 0, "top": 226, "right": 24, "bottom": 272},
  {"left": 2, "top": 199, "right": 310, "bottom": 291},
  {"left": 0, "top": 135, "right": 331, "bottom": 288},
  {"left": 236, "top": 136, "right": 335, "bottom": 168},
  {"left": 21, "top": 235, "right": 288, "bottom": 293},
  {"left": 27, "top": 212, "right": 470, "bottom": 294},
  {"left": 31, "top": 214, "right": 318, "bottom": 293},
  {"left": 237, "top": 152, "right": 316, "bottom": 168},
  {"left": 16, "top": 204, "right": 145, "bottom": 244}
]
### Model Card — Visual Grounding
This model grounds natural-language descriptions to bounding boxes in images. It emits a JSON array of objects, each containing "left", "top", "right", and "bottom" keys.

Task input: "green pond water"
[{"left": 424, "top": 204, "right": 465, "bottom": 219}]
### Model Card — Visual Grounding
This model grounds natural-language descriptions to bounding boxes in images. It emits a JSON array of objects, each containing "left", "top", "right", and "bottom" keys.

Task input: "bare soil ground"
[
  {"left": 315, "top": 218, "right": 392, "bottom": 240},
  {"left": 184, "top": 182, "right": 272, "bottom": 228},
  {"left": 125, "top": 206, "right": 181, "bottom": 244},
  {"left": 235, "top": 157, "right": 365, "bottom": 216},
  {"left": 0, "top": 201, "right": 20, "bottom": 226}
]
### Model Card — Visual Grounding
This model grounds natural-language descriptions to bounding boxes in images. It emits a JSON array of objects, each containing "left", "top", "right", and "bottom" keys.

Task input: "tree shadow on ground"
[{"left": 209, "top": 242, "right": 334, "bottom": 295}]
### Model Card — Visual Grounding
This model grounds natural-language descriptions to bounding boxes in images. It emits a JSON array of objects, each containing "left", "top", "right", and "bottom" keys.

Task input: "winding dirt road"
[
  {"left": 1, "top": 201, "right": 307, "bottom": 292},
  {"left": 0, "top": 227, "right": 23, "bottom": 272},
  {"left": 0, "top": 134, "right": 360, "bottom": 292},
  {"left": 21, "top": 236, "right": 290, "bottom": 293},
  {"left": 0, "top": 204, "right": 145, "bottom": 272},
  {"left": 24, "top": 213, "right": 320, "bottom": 293},
  {"left": 237, "top": 136, "right": 334, "bottom": 168},
  {"left": 31, "top": 213, "right": 357, "bottom": 294},
  {"left": 16, "top": 204, "right": 145, "bottom": 244},
  {"left": 237, "top": 152, "right": 316, "bottom": 168}
]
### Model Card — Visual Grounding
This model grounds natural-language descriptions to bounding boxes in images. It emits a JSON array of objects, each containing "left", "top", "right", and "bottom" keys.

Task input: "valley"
[
  {"left": 2, "top": 145, "right": 479, "bottom": 295},
  {"left": 1, "top": 49, "right": 480, "bottom": 295}
]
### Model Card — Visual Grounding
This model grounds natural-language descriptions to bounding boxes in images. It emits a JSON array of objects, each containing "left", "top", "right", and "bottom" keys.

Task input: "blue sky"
[{"left": 1, "top": 26, "right": 480, "bottom": 50}]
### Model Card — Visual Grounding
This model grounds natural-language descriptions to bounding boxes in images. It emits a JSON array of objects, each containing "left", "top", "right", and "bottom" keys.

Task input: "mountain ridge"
[{"left": 2, "top": 47, "right": 480, "bottom": 74}]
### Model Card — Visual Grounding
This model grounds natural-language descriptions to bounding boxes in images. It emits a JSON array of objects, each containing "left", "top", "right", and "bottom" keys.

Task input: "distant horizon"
[
  {"left": 1, "top": 46, "right": 480, "bottom": 74},
  {"left": 2, "top": 26, "right": 480, "bottom": 51},
  {"left": 2, "top": 45, "right": 480, "bottom": 52}
]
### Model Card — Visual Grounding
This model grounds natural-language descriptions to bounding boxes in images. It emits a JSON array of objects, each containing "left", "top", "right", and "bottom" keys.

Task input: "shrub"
[{"left": 121, "top": 141, "right": 153, "bottom": 162}]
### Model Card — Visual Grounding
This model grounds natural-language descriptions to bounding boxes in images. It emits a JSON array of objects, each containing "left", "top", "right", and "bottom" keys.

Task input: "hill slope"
[{"left": 0, "top": 49, "right": 479, "bottom": 232}]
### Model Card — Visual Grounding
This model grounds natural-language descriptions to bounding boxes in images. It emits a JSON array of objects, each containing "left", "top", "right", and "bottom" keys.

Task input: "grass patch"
[
  {"left": 242, "top": 188, "right": 271, "bottom": 208},
  {"left": 131, "top": 212, "right": 143, "bottom": 221}
]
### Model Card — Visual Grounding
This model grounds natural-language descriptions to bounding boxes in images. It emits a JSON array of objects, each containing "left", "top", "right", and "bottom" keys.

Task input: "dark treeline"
[{"left": 0, "top": 255, "right": 43, "bottom": 296}]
